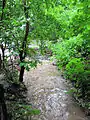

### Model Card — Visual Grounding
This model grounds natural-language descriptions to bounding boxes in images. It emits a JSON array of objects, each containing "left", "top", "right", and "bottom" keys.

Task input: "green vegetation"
[
  {"left": 0, "top": 0, "right": 90, "bottom": 119},
  {"left": 51, "top": 0, "right": 90, "bottom": 110}
]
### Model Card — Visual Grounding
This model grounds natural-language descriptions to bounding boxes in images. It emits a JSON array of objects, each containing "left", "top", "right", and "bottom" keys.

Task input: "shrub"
[
  {"left": 51, "top": 34, "right": 90, "bottom": 109},
  {"left": 65, "top": 58, "right": 84, "bottom": 80},
  {"left": 52, "top": 34, "right": 83, "bottom": 69},
  {"left": 65, "top": 58, "right": 90, "bottom": 100}
]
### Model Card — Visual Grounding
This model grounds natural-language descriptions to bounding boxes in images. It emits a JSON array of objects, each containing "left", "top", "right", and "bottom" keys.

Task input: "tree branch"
[{"left": 1, "top": 0, "right": 6, "bottom": 21}]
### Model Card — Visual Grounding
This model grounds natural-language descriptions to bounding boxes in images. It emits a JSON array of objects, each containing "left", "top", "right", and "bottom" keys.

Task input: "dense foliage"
[{"left": 51, "top": 0, "right": 90, "bottom": 109}]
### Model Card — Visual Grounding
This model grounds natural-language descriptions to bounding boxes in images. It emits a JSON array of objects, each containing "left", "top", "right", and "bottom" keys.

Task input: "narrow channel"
[{"left": 24, "top": 60, "right": 88, "bottom": 120}]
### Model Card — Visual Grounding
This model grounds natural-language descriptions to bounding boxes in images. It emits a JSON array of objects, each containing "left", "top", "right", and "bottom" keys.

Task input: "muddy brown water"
[{"left": 24, "top": 60, "right": 88, "bottom": 120}]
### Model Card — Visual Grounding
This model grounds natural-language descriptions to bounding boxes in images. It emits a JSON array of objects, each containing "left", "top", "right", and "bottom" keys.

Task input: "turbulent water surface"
[{"left": 24, "top": 60, "right": 88, "bottom": 120}]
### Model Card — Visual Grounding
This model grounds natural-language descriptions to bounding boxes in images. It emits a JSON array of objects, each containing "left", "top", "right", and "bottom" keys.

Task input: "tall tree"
[{"left": 19, "top": 0, "right": 29, "bottom": 82}]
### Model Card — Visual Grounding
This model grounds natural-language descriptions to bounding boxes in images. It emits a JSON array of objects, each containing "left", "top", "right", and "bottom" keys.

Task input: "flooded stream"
[{"left": 24, "top": 60, "right": 88, "bottom": 120}]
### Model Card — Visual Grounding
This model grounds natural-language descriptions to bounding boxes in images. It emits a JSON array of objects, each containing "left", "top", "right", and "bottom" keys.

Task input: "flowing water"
[{"left": 24, "top": 60, "right": 88, "bottom": 120}]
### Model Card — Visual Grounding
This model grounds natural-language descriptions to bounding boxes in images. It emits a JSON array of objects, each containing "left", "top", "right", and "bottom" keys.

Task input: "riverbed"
[{"left": 24, "top": 60, "right": 88, "bottom": 120}]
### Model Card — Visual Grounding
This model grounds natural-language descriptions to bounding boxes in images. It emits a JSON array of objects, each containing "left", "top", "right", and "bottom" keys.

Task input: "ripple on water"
[{"left": 24, "top": 61, "right": 88, "bottom": 120}]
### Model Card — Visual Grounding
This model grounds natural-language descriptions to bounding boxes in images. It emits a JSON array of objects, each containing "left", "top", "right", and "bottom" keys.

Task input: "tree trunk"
[
  {"left": 0, "top": 54, "right": 2, "bottom": 69},
  {"left": 19, "top": 50, "right": 25, "bottom": 82},
  {"left": 0, "top": 84, "right": 8, "bottom": 120},
  {"left": 1, "top": 44, "right": 5, "bottom": 68},
  {"left": 1, "top": 0, "right": 6, "bottom": 21},
  {"left": 19, "top": 66, "right": 25, "bottom": 82},
  {"left": 19, "top": 0, "right": 29, "bottom": 82},
  {"left": 1, "top": 0, "right": 7, "bottom": 67}
]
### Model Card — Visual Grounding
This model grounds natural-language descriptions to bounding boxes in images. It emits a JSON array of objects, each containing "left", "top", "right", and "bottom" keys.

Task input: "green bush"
[
  {"left": 65, "top": 58, "right": 84, "bottom": 80},
  {"left": 52, "top": 34, "right": 83, "bottom": 69},
  {"left": 78, "top": 68, "right": 90, "bottom": 99},
  {"left": 65, "top": 59, "right": 90, "bottom": 101},
  {"left": 51, "top": 35, "right": 90, "bottom": 107}
]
